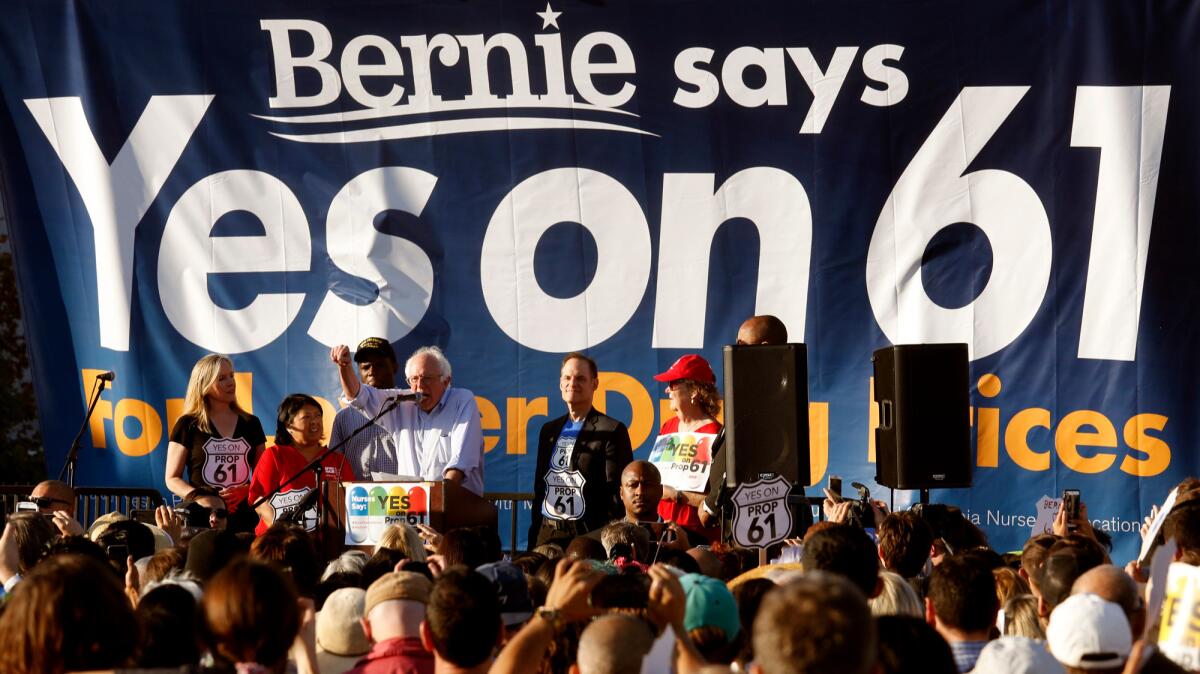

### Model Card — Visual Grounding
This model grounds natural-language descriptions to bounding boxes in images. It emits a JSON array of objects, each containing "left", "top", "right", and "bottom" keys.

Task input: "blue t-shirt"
[{"left": 548, "top": 419, "right": 584, "bottom": 471}]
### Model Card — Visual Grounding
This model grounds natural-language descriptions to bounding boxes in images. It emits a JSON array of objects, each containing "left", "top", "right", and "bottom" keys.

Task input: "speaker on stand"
[
  {"left": 872, "top": 343, "right": 972, "bottom": 505},
  {"left": 722, "top": 343, "right": 811, "bottom": 536}
]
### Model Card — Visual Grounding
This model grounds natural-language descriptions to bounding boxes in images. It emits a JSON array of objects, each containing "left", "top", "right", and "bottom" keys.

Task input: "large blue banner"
[{"left": 1, "top": 0, "right": 1196, "bottom": 559}]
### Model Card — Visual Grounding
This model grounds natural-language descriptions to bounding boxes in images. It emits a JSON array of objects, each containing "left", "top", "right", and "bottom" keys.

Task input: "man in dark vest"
[{"left": 528, "top": 352, "right": 633, "bottom": 549}]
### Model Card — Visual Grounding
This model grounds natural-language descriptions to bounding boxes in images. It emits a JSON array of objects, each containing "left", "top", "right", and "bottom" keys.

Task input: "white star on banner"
[{"left": 537, "top": 2, "right": 562, "bottom": 30}]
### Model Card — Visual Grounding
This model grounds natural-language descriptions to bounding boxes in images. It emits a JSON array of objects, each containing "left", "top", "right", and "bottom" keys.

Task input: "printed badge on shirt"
[
  {"left": 201, "top": 437, "right": 252, "bottom": 487},
  {"left": 270, "top": 487, "right": 318, "bottom": 532},
  {"left": 548, "top": 421, "right": 582, "bottom": 470},
  {"left": 542, "top": 470, "right": 586, "bottom": 521}
]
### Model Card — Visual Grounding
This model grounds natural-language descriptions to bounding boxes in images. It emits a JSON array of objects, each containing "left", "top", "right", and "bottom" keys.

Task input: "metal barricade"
[{"left": 0, "top": 485, "right": 165, "bottom": 528}]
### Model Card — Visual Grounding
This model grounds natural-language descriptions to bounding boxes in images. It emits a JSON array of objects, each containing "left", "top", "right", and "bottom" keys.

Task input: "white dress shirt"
[{"left": 345, "top": 384, "right": 485, "bottom": 495}]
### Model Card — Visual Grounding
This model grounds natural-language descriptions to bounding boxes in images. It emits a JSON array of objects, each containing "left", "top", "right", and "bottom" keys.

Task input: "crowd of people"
[
  {"left": 2, "top": 470, "right": 1200, "bottom": 674},
  {"left": 4, "top": 316, "right": 1199, "bottom": 672}
]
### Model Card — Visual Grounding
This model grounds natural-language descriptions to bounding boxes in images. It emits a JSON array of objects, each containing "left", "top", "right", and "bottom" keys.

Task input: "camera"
[{"left": 843, "top": 482, "right": 876, "bottom": 530}]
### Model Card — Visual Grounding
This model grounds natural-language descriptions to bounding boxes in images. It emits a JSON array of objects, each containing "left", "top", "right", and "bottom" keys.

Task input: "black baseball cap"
[{"left": 354, "top": 337, "right": 396, "bottom": 363}]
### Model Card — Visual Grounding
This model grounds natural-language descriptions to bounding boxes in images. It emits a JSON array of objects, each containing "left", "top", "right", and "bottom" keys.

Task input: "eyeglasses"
[
  {"left": 407, "top": 375, "right": 441, "bottom": 385},
  {"left": 26, "top": 496, "right": 72, "bottom": 509}
]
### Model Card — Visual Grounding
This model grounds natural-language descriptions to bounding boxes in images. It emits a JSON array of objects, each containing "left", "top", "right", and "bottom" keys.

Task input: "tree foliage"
[{"left": 0, "top": 232, "right": 44, "bottom": 484}]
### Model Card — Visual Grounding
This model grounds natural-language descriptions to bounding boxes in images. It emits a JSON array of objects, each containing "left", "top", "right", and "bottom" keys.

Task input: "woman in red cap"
[{"left": 652, "top": 354, "right": 722, "bottom": 542}]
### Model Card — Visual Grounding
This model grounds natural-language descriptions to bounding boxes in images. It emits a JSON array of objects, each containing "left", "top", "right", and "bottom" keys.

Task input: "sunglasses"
[{"left": 25, "top": 496, "right": 73, "bottom": 509}]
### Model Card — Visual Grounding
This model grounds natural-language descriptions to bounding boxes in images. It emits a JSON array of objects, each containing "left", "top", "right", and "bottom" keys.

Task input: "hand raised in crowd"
[
  {"left": 124, "top": 555, "right": 139, "bottom": 608},
  {"left": 330, "top": 344, "right": 352, "bottom": 367},
  {"left": 646, "top": 563, "right": 687, "bottom": 633},
  {"left": 416, "top": 523, "right": 442, "bottom": 552},
  {"left": 154, "top": 505, "right": 184, "bottom": 544},
  {"left": 1125, "top": 559, "right": 1149, "bottom": 584},
  {"left": 822, "top": 487, "right": 844, "bottom": 521},
  {"left": 825, "top": 499, "right": 853, "bottom": 525},
  {"left": 49, "top": 511, "right": 84, "bottom": 537},
  {"left": 871, "top": 499, "right": 890, "bottom": 528},
  {"left": 647, "top": 564, "right": 711, "bottom": 674},
  {"left": 425, "top": 554, "right": 446, "bottom": 578},
  {"left": 545, "top": 558, "right": 604, "bottom": 623},
  {"left": 1053, "top": 499, "right": 1097, "bottom": 541},
  {"left": 662, "top": 522, "right": 690, "bottom": 552},
  {"left": 1141, "top": 504, "right": 1160, "bottom": 541}
]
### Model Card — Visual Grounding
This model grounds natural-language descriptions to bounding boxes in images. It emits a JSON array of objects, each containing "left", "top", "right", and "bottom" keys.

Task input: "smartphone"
[
  {"left": 131, "top": 509, "right": 157, "bottom": 525},
  {"left": 105, "top": 543, "right": 129, "bottom": 561},
  {"left": 828, "top": 475, "right": 843, "bottom": 502},
  {"left": 1062, "top": 489, "right": 1081, "bottom": 529}
]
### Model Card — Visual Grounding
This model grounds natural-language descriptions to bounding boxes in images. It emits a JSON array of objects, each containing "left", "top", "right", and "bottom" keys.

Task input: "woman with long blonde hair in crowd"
[{"left": 165, "top": 354, "right": 267, "bottom": 533}]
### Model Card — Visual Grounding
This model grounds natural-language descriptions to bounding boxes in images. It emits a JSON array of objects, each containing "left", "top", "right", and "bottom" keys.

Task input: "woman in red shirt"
[
  {"left": 653, "top": 354, "right": 722, "bottom": 542},
  {"left": 248, "top": 394, "right": 355, "bottom": 536}
]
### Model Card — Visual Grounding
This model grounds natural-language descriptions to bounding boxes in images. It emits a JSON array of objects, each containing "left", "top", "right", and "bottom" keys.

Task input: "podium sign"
[
  {"left": 322, "top": 479, "right": 499, "bottom": 560},
  {"left": 345, "top": 482, "right": 430, "bottom": 545}
]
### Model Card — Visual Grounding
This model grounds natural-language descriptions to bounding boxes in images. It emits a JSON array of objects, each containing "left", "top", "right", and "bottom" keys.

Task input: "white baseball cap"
[
  {"left": 1046, "top": 593, "right": 1132, "bottom": 669},
  {"left": 972, "top": 636, "right": 1064, "bottom": 674}
]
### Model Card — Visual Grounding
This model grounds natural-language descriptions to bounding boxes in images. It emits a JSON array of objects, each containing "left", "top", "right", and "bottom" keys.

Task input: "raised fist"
[{"left": 330, "top": 344, "right": 351, "bottom": 367}]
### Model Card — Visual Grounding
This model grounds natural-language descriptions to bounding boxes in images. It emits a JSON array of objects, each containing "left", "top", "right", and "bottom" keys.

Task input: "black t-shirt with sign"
[
  {"left": 170, "top": 413, "right": 266, "bottom": 534},
  {"left": 171, "top": 413, "right": 266, "bottom": 490}
]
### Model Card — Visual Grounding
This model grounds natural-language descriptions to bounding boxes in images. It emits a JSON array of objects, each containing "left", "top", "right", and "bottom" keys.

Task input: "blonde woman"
[
  {"left": 1002, "top": 594, "right": 1045, "bottom": 640},
  {"left": 869, "top": 571, "right": 923, "bottom": 617},
  {"left": 375, "top": 522, "right": 428, "bottom": 562},
  {"left": 165, "top": 355, "right": 266, "bottom": 532}
]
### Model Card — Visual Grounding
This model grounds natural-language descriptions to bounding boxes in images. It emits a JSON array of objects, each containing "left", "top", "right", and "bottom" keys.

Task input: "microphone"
[
  {"left": 388, "top": 391, "right": 423, "bottom": 403},
  {"left": 97, "top": 371, "right": 115, "bottom": 382},
  {"left": 280, "top": 488, "right": 320, "bottom": 524}
]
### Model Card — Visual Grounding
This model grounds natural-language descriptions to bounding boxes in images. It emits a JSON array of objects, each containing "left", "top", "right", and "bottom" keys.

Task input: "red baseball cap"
[{"left": 653, "top": 354, "right": 716, "bottom": 385}]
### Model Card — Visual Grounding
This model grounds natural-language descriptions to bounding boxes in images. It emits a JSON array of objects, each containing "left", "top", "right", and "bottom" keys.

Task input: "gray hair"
[
  {"left": 405, "top": 345, "right": 452, "bottom": 381},
  {"left": 322, "top": 549, "right": 371, "bottom": 581},
  {"left": 599, "top": 521, "right": 651, "bottom": 561}
]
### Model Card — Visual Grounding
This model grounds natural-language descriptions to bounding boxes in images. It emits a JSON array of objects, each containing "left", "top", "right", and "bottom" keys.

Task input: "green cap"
[{"left": 680, "top": 573, "right": 741, "bottom": 641}]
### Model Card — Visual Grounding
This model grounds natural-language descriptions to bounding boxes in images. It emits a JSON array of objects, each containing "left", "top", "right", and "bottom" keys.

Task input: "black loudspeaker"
[
  {"left": 872, "top": 344, "right": 972, "bottom": 490},
  {"left": 723, "top": 344, "right": 810, "bottom": 487}
]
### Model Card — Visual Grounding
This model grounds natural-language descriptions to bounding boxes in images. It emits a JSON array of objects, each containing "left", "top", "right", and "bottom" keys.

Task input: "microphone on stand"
[
  {"left": 279, "top": 488, "right": 320, "bottom": 525},
  {"left": 379, "top": 391, "right": 422, "bottom": 415},
  {"left": 96, "top": 370, "right": 116, "bottom": 382}
]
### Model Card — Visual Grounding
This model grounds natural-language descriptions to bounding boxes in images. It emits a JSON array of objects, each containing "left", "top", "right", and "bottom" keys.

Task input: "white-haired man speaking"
[{"left": 332, "top": 343, "right": 484, "bottom": 495}]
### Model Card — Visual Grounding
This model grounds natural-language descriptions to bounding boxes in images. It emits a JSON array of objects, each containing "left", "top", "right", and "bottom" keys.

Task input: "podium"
[{"left": 321, "top": 479, "right": 498, "bottom": 560}]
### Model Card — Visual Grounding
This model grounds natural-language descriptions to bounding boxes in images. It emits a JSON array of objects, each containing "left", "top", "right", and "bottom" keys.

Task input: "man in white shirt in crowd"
[{"left": 331, "top": 343, "right": 485, "bottom": 495}]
